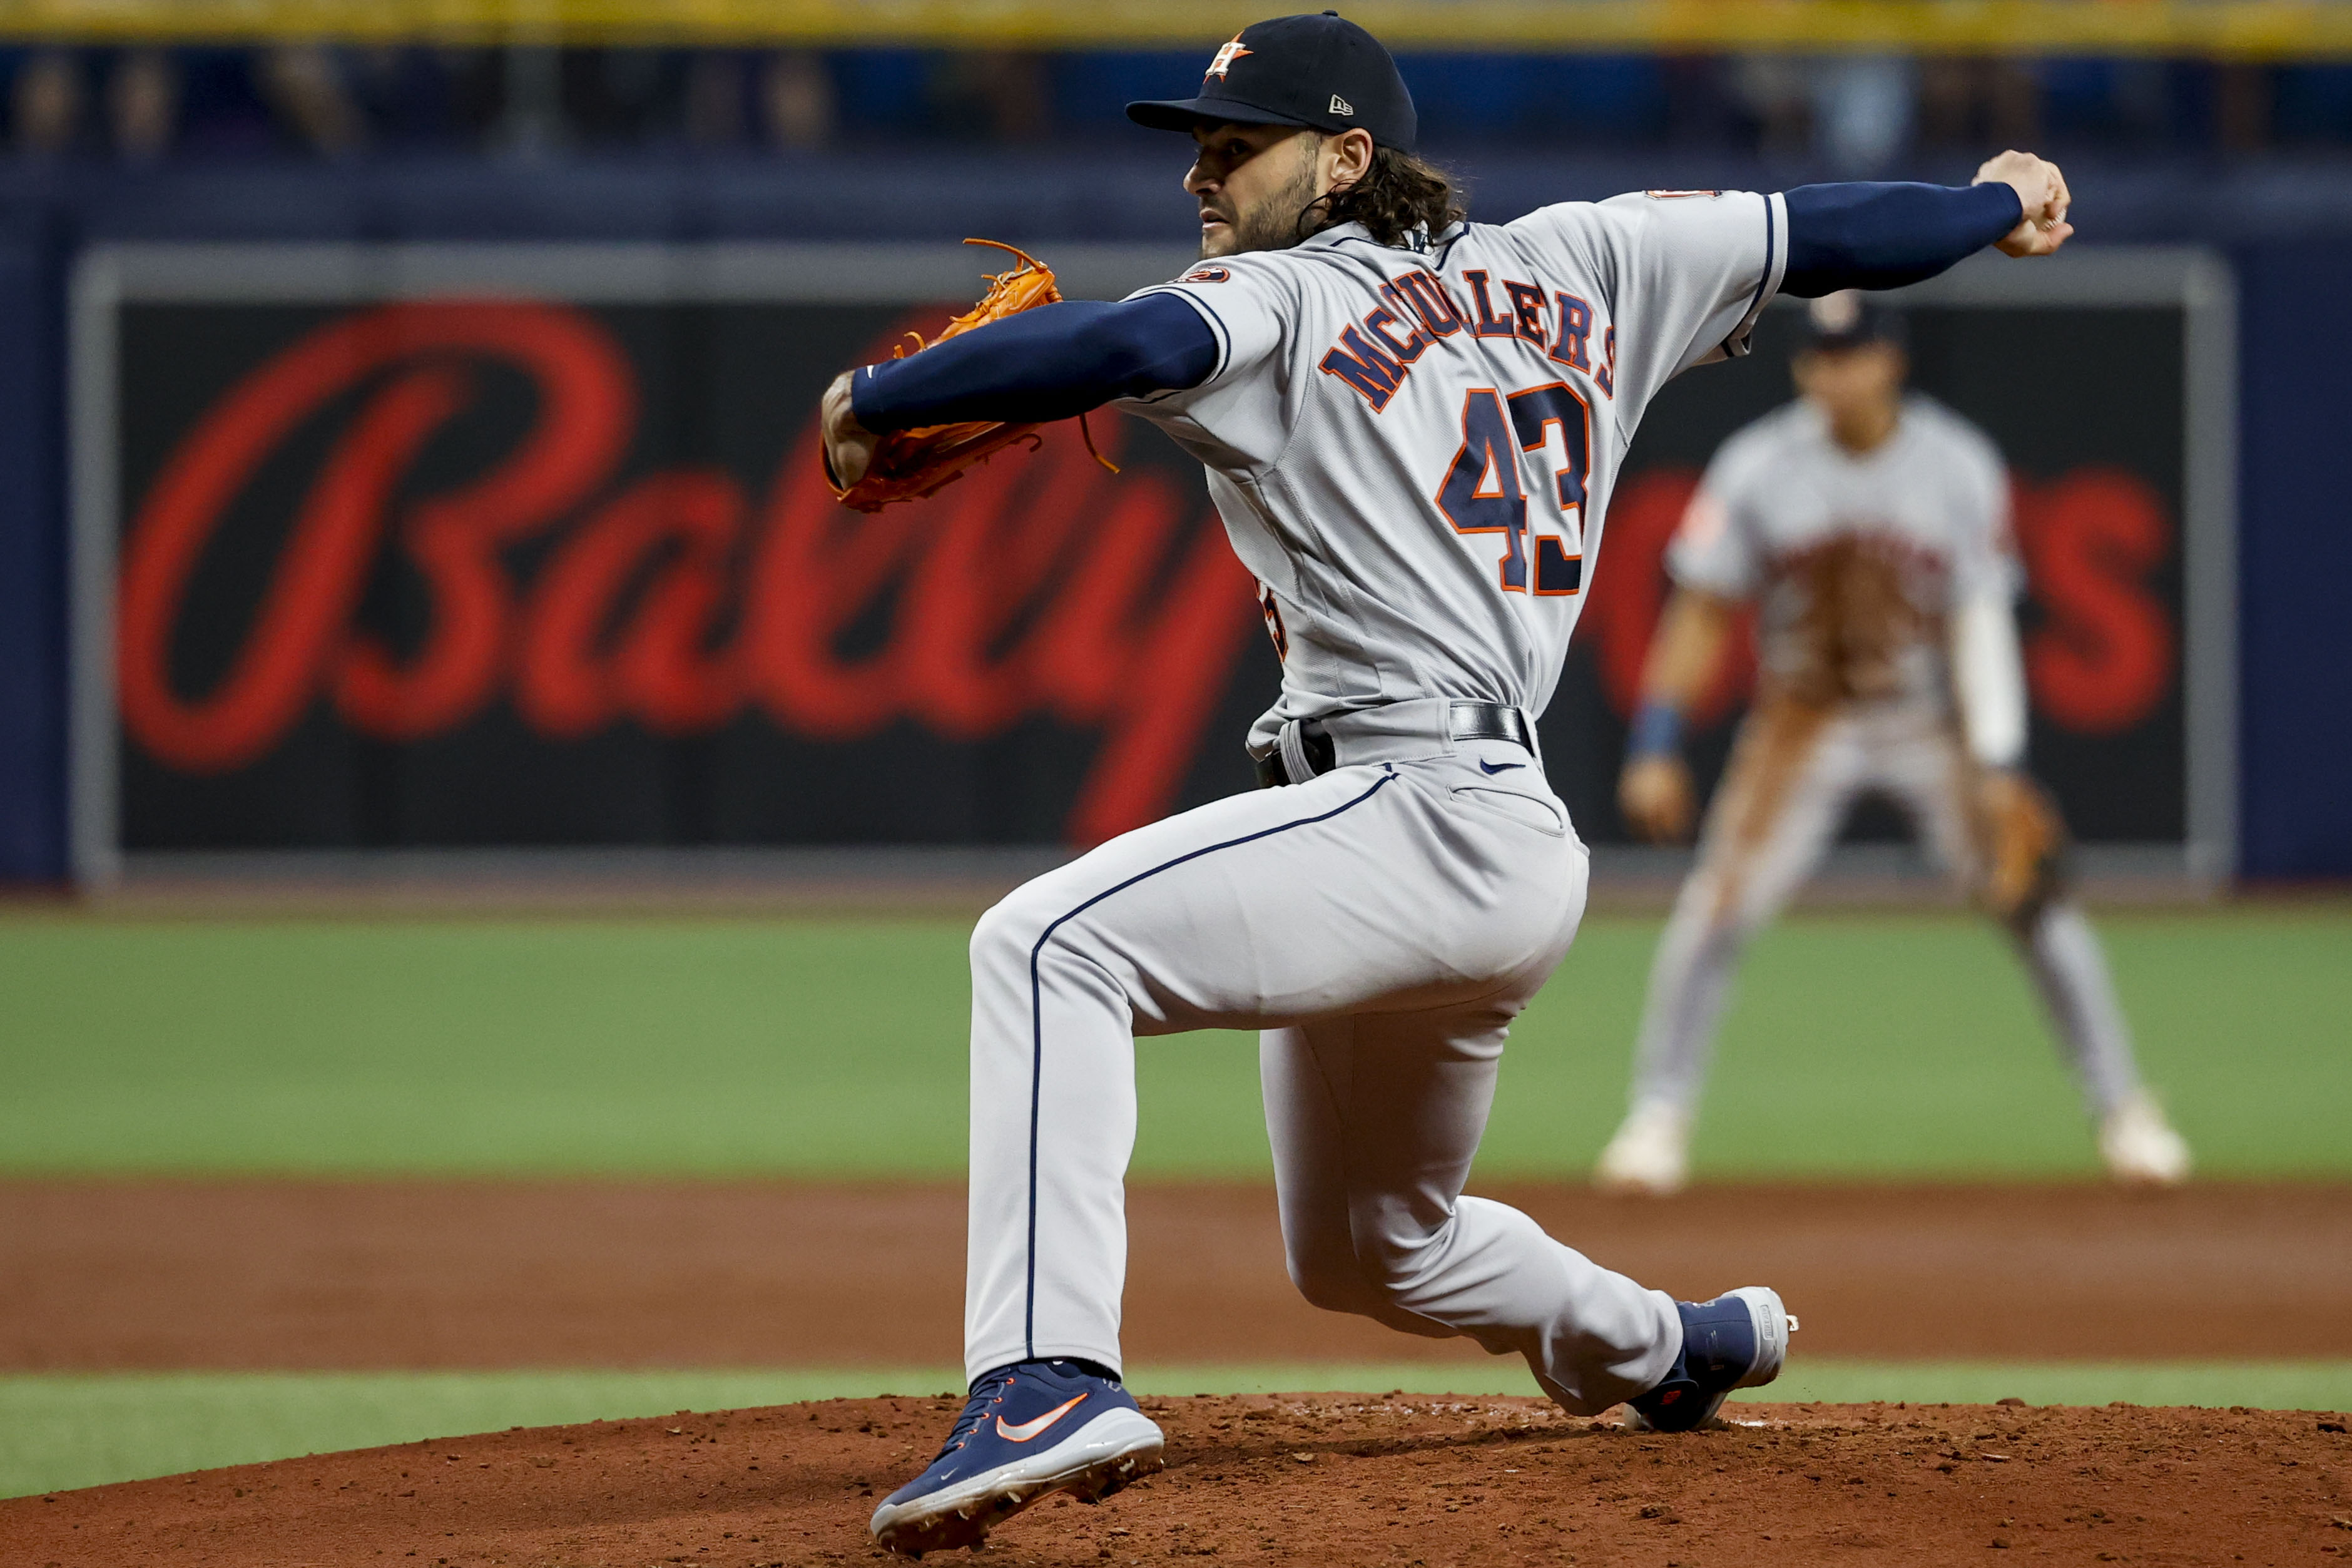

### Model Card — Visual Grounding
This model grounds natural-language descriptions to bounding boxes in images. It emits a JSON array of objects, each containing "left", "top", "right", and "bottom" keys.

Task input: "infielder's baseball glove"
[
  {"left": 1975, "top": 768, "right": 2070, "bottom": 930},
  {"left": 827, "top": 238, "right": 1116, "bottom": 513}
]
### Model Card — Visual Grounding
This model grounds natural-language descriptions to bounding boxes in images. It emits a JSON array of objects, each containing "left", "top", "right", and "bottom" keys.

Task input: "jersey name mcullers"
[
  {"left": 1116, "top": 190, "right": 1787, "bottom": 752},
  {"left": 1668, "top": 393, "right": 2019, "bottom": 710}
]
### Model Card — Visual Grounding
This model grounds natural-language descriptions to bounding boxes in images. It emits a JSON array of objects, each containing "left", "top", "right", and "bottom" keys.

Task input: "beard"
[{"left": 1206, "top": 150, "right": 1326, "bottom": 258}]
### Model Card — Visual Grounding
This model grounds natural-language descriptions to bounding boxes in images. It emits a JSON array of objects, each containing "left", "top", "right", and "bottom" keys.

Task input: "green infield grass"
[
  {"left": 0, "top": 906, "right": 2344, "bottom": 1178},
  {"left": 5, "top": 1362, "right": 2348, "bottom": 1500}
]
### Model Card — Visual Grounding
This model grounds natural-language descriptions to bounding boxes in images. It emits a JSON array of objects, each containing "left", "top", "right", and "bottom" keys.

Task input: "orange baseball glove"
[
  {"left": 827, "top": 239, "right": 1114, "bottom": 514},
  {"left": 1975, "top": 767, "right": 2071, "bottom": 930}
]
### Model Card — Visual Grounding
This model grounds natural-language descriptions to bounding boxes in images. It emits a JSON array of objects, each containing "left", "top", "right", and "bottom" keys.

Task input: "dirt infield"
[
  {"left": 8, "top": 1393, "right": 2350, "bottom": 1566},
  {"left": 4, "top": 1180, "right": 2349, "bottom": 1368}
]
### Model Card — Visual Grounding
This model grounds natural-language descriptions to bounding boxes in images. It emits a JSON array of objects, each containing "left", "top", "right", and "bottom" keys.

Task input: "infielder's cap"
[
  {"left": 1126, "top": 12, "right": 1418, "bottom": 153},
  {"left": 1800, "top": 290, "right": 1908, "bottom": 351}
]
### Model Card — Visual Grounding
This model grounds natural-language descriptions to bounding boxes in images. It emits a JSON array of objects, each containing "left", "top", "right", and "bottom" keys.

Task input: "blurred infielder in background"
[
  {"left": 820, "top": 13, "right": 2076, "bottom": 1556},
  {"left": 1596, "top": 293, "right": 2192, "bottom": 1196}
]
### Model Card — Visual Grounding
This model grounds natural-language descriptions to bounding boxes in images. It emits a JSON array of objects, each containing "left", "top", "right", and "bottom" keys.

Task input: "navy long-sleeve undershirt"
[
  {"left": 851, "top": 294, "right": 1218, "bottom": 432},
  {"left": 1780, "top": 180, "right": 2024, "bottom": 297},
  {"left": 847, "top": 181, "right": 2030, "bottom": 430}
]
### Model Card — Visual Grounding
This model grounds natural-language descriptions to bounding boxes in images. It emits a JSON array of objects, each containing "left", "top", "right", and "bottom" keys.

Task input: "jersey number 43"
[{"left": 1435, "top": 382, "right": 1589, "bottom": 596}]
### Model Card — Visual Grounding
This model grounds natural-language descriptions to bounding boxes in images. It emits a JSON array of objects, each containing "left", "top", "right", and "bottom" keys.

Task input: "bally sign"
[{"left": 71, "top": 243, "right": 2231, "bottom": 878}]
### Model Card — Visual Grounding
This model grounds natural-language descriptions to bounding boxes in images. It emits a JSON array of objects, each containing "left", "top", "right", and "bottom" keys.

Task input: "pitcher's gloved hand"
[{"left": 823, "top": 240, "right": 1112, "bottom": 512}]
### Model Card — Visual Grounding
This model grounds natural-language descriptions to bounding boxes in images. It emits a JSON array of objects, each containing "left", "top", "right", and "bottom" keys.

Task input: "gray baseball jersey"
[
  {"left": 1667, "top": 393, "right": 2020, "bottom": 708},
  {"left": 1115, "top": 191, "right": 1788, "bottom": 752}
]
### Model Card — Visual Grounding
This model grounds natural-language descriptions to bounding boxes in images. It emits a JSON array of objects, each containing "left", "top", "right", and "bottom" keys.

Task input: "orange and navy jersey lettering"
[{"left": 1316, "top": 266, "right": 1616, "bottom": 414}]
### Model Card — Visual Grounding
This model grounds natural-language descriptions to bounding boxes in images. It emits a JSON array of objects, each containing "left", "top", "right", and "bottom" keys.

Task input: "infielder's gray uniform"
[
  {"left": 1621, "top": 394, "right": 2149, "bottom": 1123},
  {"left": 963, "top": 191, "right": 1787, "bottom": 1412}
]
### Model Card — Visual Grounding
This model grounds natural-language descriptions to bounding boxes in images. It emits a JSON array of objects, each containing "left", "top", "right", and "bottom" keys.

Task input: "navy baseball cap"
[
  {"left": 1800, "top": 290, "right": 1907, "bottom": 351},
  {"left": 1127, "top": 12, "right": 1418, "bottom": 153}
]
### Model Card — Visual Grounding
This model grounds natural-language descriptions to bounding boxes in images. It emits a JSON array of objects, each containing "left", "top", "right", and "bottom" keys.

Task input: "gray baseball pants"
[
  {"left": 1624, "top": 696, "right": 2147, "bottom": 1121},
  {"left": 963, "top": 701, "right": 1679, "bottom": 1413}
]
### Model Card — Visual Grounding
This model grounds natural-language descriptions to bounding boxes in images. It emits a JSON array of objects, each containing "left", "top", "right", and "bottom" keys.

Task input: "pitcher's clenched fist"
[{"left": 1974, "top": 150, "right": 2074, "bottom": 257}]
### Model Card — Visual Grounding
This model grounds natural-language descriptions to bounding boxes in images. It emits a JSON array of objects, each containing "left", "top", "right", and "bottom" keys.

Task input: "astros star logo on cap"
[{"left": 1204, "top": 34, "right": 1252, "bottom": 79}]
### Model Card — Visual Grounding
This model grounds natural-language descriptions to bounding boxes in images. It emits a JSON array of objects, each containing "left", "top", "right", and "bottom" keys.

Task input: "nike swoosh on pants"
[
  {"left": 1479, "top": 760, "right": 1525, "bottom": 774},
  {"left": 996, "top": 1393, "right": 1089, "bottom": 1442}
]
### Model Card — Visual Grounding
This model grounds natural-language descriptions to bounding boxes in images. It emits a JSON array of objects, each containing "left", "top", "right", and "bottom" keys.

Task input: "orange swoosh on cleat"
[{"left": 995, "top": 1393, "right": 1088, "bottom": 1443}]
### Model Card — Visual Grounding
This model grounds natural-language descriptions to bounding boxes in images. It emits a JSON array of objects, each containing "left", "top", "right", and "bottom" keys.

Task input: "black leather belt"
[{"left": 1255, "top": 702, "right": 1534, "bottom": 789}]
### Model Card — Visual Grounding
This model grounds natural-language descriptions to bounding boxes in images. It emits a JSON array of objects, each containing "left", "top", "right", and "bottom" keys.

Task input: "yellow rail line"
[{"left": 7, "top": 0, "right": 2352, "bottom": 61}]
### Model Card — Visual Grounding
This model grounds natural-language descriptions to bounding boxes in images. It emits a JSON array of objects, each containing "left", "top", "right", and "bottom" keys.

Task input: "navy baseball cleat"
[
  {"left": 1626, "top": 1286, "right": 1797, "bottom": 1432},
  {"left": 869, "top": 1358, "right": 1164, "bottom": 1557}
]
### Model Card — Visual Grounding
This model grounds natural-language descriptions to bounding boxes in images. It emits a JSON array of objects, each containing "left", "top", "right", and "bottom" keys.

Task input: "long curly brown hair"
[{"left": 1304, "top": 144, "right": 1467, "bottom": 247}]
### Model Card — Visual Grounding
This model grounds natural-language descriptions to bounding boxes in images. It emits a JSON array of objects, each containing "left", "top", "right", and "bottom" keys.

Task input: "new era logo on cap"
[{"left": 1329, "top": 94, "right": 1353, "bottom": 115}]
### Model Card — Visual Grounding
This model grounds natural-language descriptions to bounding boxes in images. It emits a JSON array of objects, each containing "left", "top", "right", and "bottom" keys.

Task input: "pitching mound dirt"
[{"left": 8, "top": 1395, "right": 2348, "bottom": 1567}]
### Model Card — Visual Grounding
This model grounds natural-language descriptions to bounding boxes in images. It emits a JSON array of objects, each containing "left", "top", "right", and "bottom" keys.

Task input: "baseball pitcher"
[
  {"left": 1594, "top": 292, "right": 2192, "bottom": 1196},
  {"left": 817, "top": 14, "right": 2075, "bottom": 1555}
]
